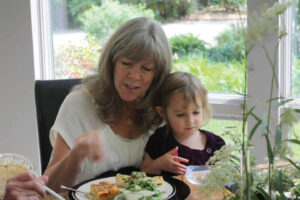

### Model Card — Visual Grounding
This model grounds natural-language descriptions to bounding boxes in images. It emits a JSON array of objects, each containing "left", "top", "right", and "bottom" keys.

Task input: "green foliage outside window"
[
  {"left": 169, "top": 34, "right": 207, "bottom": 57},
  {"left": 78, "top": 0, "right": 154, "bottom": 43},
  {"left": 292, "top": 58, "right": 300, "bottom": 97},
  {"left": 54, "top": 35, "right": 100, "bottom": 79},
  {"left": 51, "top": 0, "right": 103, "bottom": 29},
  {"left": 208, "top": 26, "right": 245, "bottom": 63},
  {"left": 208, "top": 0, "right": 246, "bottom": 11},
  {"left": 119, "top": 0, "right": 196, "bottom": 21},
  {"left": 173, "top": 54, "right": 245, "bottom": 93}
]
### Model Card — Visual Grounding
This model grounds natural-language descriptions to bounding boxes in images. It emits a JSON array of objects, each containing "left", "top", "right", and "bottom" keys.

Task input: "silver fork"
[{"left": 60, "top": 185, "right": 91, "bottom": 198}]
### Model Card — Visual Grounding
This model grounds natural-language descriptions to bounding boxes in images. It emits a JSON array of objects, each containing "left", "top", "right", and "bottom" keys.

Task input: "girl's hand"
[
  {"left": 72, "top": 130, "right": 105, "bottom": 162},
  {"left": 158, "top": 146, "right": 189, "bottom": 175},
  {"left": 3, "top": 172, "right": 48, "bottom": 200}
]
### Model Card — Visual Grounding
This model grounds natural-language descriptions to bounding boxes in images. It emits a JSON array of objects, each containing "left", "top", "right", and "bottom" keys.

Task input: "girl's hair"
[
  {"left": 156, "top": 72, "right": 211, "bottom": 125},
  {"left": 82, "top": 17, "right": 173, "bottom": 132}
]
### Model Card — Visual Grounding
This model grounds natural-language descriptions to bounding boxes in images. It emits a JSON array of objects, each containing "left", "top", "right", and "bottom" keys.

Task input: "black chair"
[{"left": 34, "top": 78, "right": 82, "bottom": 173}]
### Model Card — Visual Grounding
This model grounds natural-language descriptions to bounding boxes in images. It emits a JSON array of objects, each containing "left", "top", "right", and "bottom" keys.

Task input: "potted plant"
[{"left": 200, "top": 1, "right": 300, "bottom": 199}]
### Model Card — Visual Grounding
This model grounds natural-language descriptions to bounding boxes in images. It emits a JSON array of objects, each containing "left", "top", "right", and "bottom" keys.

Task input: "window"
[
  {"left": 33, "top": 0, "right": 246, "bottom": 143},
  {"left": 291, "top": 3, "right": 300, "bottom": 98},
  {"left": 47, "top": 0, "right": 247, "bottom": 95},
  {"left": 33, "top": 0, "right": 300, "bottom": 162}
]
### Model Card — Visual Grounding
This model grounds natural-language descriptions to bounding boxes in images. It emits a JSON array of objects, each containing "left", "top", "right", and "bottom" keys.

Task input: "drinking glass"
[
  {"left": 0, "top": 153, "right": 34, "bottom": 198},
  {"left": 185, "top": 165, "right": 214, "bottom": 185}
]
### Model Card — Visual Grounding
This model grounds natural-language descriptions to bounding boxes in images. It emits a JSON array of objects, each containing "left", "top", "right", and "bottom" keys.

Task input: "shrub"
[
  {"left": 54, "top": 35, "right": 100, "bottom": 79},
  {"left": 51, "top": 0, "right": 102, "bottom": 29},
  {"left": 169, "top": 34, "right": 207, "bottom": 57},
  {"left": 208, "top": 26, "right": 245, "bottom": 63},
  {"left": 209, "top": 0, "right": 247, "bottom": 11},
  {"left": 79, "top": 0, "right": 154, "bottom": 42},
  {"left": 119, "top": 0, "right": 196, "bottom": 21},
  {"left": 173, "top": 55, "right": 245, "bottom": 93}
]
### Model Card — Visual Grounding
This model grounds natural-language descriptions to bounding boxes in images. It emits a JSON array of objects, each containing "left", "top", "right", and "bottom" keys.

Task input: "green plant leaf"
[
  {"left": 283, "top": 139, "right": 300, "bottom": 145},
  {"left": 276, "top": 126, "right": 282, "bottom": 152},
  {"left": 261, "top": 113, "right": 267, "bottom": 135},
  {"left": 267, "top": 96, "right": 285, "bottom": 103},
  {"left": 244, "top": 106, "right": 255, "bottom": 121},
  {"left": 294, "top": 109, "right": 300, "bottom": 113},
  {"left": 249, "top": 120, "right": 262, "bottom": 140},
  {"left": 274, "top": 98, "right": 294, "bottom": 109},
  {"left": 256, "top": 186, "right": 271, "bottom": 200},
  {"left": 285, "top": 157, "right": 300, "bottom": 171},
  {"left": 265, "top": 134, "right": 274, "bottom": 162},
  {"left": 250, "top": 112, "right": 261, "bottom": 122}
]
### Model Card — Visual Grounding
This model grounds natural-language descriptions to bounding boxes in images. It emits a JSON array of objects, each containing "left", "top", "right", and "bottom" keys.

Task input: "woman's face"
[{"left": 114, "top": 57, "right": 155, "bottom": 102}]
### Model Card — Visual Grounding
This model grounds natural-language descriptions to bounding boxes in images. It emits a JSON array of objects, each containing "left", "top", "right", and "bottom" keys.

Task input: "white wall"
[{"left": 0, "top": 1, "right": 41, "bottom": 173}]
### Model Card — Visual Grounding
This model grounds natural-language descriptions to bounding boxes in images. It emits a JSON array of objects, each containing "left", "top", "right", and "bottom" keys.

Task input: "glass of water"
[{"left": 185, "top": 165, "right": 214, "bottom": 185}]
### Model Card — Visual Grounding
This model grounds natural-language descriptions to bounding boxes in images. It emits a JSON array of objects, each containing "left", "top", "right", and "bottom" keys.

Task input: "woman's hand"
[
  {"left": 156, "top": 147, "right": 189, "bottom": 175},
  {"left": 72, "top": 130, "right": 105, "bottom": 162},
  {"left": 44, "top": 129, "right": 105, "bottom": 192},
  {"left": 3, "top": 172, "right": 48, "bottom": 200}
]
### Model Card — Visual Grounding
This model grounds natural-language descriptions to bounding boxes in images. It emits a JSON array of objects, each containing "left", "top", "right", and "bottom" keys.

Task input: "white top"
[{"left": 50, "top": 88, "right": 151, "bottom": 184}]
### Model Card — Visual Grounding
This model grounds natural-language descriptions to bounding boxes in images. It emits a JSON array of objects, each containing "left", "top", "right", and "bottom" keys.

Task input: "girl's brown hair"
[{"left": 156, "top": 72, "right": 211, "bottom": 125}]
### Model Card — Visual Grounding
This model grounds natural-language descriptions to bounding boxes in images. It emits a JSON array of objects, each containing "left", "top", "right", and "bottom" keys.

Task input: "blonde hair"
[
  {"left": 156, "top": 72, "right": 211, "bottom": 125},
  {"left": 83, "top": 17, "right": 172, "bottom": 132}
]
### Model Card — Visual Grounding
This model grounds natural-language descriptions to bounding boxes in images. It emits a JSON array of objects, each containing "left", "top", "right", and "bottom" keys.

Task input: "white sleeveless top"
[{"left": 50, "top": 88, "right": 151, "bottom": 184}]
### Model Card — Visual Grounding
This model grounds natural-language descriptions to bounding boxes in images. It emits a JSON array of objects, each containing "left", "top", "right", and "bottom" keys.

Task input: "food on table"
[
  {"left": 116, "top": 174, "right": 133, "bottom": 188},
  {"left": 131, "top": 171, "right": 146, "bottom": 179},
  {"left": 115, "top": 171, "right": 164, "bottom": 194},
  {"left": 90, "top": 181, "right": 120, "bottom": 200},
  {"left": 0, "top": 154, "right": 33, "bottom": 199},
  {"left": 151, "top": 176, "right": 164, "bottom": 185}
]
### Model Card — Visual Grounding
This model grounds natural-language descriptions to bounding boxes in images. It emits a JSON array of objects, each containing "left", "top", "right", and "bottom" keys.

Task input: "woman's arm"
[
  {"left": 141, "top": 147, "right": 189, "bottom": 175},
  {"left": 44, "top": 130, "right": 104, "bottom": 192}
]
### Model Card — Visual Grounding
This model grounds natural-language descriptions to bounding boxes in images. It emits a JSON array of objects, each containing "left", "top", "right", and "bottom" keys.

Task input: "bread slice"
[{"left": 90, "top": 181, "right": 120, "bottom": 200}]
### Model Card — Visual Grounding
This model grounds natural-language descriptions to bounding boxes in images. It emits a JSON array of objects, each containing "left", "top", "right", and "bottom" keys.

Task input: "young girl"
[{"left": 141, "top": 72, "right": 225, "bottom": 176}]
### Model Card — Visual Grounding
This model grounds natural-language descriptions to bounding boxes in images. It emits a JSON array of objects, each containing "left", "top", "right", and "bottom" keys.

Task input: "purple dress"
[{"left": 145, "top": 125, "right": 225, "bottom": 176}]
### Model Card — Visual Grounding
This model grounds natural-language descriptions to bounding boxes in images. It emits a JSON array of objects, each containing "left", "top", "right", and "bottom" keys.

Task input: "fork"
[{"left": 60, "top": 185, "right": 91, "bottom": 198}]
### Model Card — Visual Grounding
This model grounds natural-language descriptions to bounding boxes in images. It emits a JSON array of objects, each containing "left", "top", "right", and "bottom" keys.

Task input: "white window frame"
[{"left": 31, "top": 0, "right": 54, "bottom": 80}]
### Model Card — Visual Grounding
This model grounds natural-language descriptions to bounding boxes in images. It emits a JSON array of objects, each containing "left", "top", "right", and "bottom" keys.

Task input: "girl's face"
[
  {"left": 114, "top": 57, "right": 155, "bottom": 102},
  {"left": 162, "top": 92, "right": 203, "bottom": 138}
]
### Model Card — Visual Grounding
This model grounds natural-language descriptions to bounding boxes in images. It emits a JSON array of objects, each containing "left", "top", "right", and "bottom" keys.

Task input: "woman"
[{"left": 44, "top": 17, "right": 172, "bottom": 191}]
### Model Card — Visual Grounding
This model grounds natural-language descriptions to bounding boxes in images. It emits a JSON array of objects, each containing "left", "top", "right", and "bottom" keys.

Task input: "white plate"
[{"left": 72, "top": 176, "right": 176, "bottom": 200}]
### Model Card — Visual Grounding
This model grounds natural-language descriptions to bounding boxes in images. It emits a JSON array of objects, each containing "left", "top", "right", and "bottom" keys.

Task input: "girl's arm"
[
  {"left": 141, "top": 147, "right": 189, "bottom": 175},
  {"left": 44, "top": 130, "right": 104, "bottom": 192}
]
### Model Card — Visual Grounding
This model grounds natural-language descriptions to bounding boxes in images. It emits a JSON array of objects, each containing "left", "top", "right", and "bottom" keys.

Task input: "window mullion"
[{"left": 31, "top": 0, "right": 54, "bottom": 80}]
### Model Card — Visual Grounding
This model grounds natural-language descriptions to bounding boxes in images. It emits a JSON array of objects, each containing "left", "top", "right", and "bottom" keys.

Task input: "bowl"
[
  {"left": 185, "top": 165, "right": 214, "bottom": 185},
  {"left": 0, "top": 153, "right": 34, "bottom": 198}
]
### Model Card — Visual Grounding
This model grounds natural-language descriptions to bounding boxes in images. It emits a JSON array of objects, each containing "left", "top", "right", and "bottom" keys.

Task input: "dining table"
[{"left": 44, "top": 174, "right": 231, "bottom": 200}]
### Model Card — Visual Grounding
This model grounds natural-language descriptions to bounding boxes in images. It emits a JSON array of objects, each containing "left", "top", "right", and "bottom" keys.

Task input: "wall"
[{"left": 0, "top": 1, "right": 41, "bottom": 173}]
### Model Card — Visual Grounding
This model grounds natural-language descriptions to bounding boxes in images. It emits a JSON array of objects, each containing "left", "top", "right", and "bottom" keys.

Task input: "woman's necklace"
[{"left": 127, "top": 118, "right": 133, "bottom": 126}]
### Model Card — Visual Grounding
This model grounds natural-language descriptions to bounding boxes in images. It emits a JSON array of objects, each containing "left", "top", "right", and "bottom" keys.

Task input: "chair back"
[{"left": 34, "top": 78, "right": 82, "bottom": 173}]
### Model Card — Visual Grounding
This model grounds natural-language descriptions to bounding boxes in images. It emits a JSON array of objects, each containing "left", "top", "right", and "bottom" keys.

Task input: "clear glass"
[
  {"left": 49, "top": 0, "right": 247, "bottom": 94},
  {"left": 185, "top": 165, "right": 214, "bottom": 185},
  {"left": 0, "top": 153, "right": 34, "bottom": 198}
]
